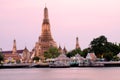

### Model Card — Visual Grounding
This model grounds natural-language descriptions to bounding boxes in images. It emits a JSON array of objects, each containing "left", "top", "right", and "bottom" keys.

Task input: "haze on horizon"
[{"left": 0, "top": 0, "right": 120, "bottom": 51}]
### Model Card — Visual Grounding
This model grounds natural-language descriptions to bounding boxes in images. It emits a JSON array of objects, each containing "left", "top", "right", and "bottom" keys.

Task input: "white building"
[{"left": 86, "top": 53, "right": 97, "bottom": 61}]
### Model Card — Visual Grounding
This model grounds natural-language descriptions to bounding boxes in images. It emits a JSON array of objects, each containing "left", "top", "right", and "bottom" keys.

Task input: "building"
[
  {"left": 117, "top": 53, "right": 120, "bottom": 58},
  {"left": 63, "top": 46, "right": 67, "bottom": 54},
  {"left": 2, "top": 39, "right": 33, "bottom": 63},
  {"left": 22, "top": 47, "right": 31, "bottom": 63},
  {"left": 58, "top": 45, "right": 68, "bottom": 54},
  {"left": 86, "top": 53, "right": 97, "bottom": 61},
  {"left": 33, "top": 6, "right": 57, "bottom": 59},
  {"left": 58, "top": 45, "right": 63, "bottom": 54},
  {"left": 2, "top": 39, "right": 23, "bottom": 63},
  {"left": 75, "top": 37, "right": 81, "bottom": 50}
]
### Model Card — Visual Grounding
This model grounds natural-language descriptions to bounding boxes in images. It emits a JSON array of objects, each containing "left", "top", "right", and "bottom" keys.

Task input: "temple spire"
[
  {"left": 43, "top": 5, "right": 49, "bottom": 24},
  {"left": 76, "top": 37, "right": 81, "bottom": 50},
  {"left": 63, "top": 46, "right": 67, "bottom": 54},
  {"left": 12, "top": 39, "right": 17, "bottom": 54},
  {"left": 58, "top": 45, "right": 63, "bottom": 54},
  {"left": 44, "top": 6, "right": 48, "bottom": 19},
  {"left": 45, "top": 3, "right": 46, "bottom": 8},
  {"left": 35, "top": 6, "right": 57, "bottom": 59}
]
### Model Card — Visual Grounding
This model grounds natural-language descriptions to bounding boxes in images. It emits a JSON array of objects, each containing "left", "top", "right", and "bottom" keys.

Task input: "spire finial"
[
  {"left": 45, "top": 3, "right": 46, "bottom": 7},
  {"left": 43, "top": 3, "right": 49, "bottom": 23}
]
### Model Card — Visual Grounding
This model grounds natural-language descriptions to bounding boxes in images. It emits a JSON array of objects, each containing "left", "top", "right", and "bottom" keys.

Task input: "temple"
[
  {"left": 2, "top": 39, "right": 31, "bottom": 63},
  {"left": 32, "top": 6, "right": 57, "bottom": 59},
  {"left": 12, "top": 39, "right": 17, "bottom": 54},
  {"left": 75, "top": 37, "right": 81, "bottom": 50},
  {"left": 1, "top": 6, "right": 78, "bottom": 63},
  {"left": 2, "top": 39, "right": 22, "bottom": 63}
]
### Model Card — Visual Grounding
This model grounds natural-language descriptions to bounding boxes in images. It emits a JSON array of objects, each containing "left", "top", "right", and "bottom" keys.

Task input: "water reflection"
[{"left": 0, "top": 67, "right": 120, "bottom": 80}]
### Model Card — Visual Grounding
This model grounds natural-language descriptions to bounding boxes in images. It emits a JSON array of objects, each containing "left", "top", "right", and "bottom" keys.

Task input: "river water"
[{"left": 0, "top": 67, "right": 120, "bottom": 80}]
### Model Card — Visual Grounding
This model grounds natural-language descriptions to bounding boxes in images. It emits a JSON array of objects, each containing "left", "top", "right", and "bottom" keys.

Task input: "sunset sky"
[{"left": 0, "top": 0, "right": 120, "bottom": 51}]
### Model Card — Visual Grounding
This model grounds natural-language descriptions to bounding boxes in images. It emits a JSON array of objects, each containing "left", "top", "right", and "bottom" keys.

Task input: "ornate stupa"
[
  {"left": 33, "top": 6, "right": 57, "bottom": 59},
  {"left": 3, "top": 39, "right": 21, "bottom": 62},
  {"left": 75, "top": 37, "right": 81, "bottom": 50},
  {"left": 12, "top": 39, "right": 17, "bottom": 54}
]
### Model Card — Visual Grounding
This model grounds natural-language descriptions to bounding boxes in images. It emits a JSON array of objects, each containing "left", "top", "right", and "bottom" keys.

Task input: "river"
[{"left": 0, "top": 67, "right": 120, "bottom": 80}]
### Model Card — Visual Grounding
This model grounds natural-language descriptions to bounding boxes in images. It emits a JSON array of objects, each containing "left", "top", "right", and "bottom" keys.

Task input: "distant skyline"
[{"left": 0, "top": 0, "right": 120, "bottom": 51}]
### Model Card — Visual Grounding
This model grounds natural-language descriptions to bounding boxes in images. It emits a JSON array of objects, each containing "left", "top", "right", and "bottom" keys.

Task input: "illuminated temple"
[
  {"left": 32, "top": 6, "right": 57, "bottom": 59},
  {"left": 1, "top": 6, "right": 81, "bottom": 63}
]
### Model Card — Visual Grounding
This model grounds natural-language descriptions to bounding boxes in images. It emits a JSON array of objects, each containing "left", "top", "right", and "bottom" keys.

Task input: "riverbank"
[
  {"left": 1, "top": 61, "right": 120, "bottom": 69},
  {"left": 0, "top": 63, "right": 49, "bottom": 69}
]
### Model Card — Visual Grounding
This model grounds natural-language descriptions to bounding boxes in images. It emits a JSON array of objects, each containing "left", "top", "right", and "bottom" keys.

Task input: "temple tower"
[
  {"left": 12, "top": 39, "right": 17, "bottom": 54},
  {"left": 63, "top": 46, "right": 67, "bottom": 54},
  {"left": 33, "top": 6, "right": 57, "bottom": 58},
  {"left": 22, "top": 47, "right": 30, "bottom": 63},
  {"left": 58, "top": 45, "right": 63, "bottom": 54},
  {"left": 39, "top": 6, "right": 57, "bottom": 53},
  {"left": 75, "top": 37, "right": 81, "bottom": 50}
]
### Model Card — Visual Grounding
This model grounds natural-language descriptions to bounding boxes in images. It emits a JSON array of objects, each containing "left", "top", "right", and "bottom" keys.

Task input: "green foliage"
[
  {"left": 44, "top": 47, "right": 60, "bottom": 59},
  {"left": 90, "top": 35, "right": 108, "bottom": 57},
  {"left": 0, "top": 52, "right": 4, "bottom": 64},
  {"left": 16, "top": 60, "right": 21, "bottom": 64},
  {"left": 82, "top": 48, "right": 90, "bottom": 57},
  {"left": 112, "top": 56, "right": 120, "bottom": 61},
  {"left": 32, "top": 56, "right": 40, "bottom": 61},
  {"left": 103, "top": 52, "right": 113, "bottom": 61},
  {"left": 67, "top": 49, "right": 82, "bottom": 58},
  {"left": 90, "top": 35, "right": 120, "bottom": 60},
  {"left": 106, "top": 42, "right": 120, "bottom": 56}
]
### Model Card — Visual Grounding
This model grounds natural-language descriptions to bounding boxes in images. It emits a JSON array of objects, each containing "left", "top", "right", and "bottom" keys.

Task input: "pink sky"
[{"left": 0, "top": 0, "right": 120, "bottom": 51}]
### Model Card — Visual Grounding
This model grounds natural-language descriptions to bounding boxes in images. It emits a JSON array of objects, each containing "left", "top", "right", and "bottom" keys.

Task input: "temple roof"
[
  {"left": 55, "top": 53, "right": 69, "bottom": 61},
  {"left": 86, "top": 53, "right": 97, "bottom": 60},
  {"left": 2, "top": 50, "right": 24, "bottom": 54}
]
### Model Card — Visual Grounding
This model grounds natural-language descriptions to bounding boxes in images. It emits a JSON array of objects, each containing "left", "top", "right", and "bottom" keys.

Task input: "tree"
[
  {"left": 82, "top": 48, "right": 90, "bottom": 57},
  {"left": 106, "top": 42, "right": 120, "bottom": 56},
  {"left": 0, "top": 52, "right": 4, "bottom": 64},
  {"left": 112, "top": 56, "right": 120, "bottom": 61},
  {"left": 103, "top": 52, "right": 113, "bottom": 61},
  {"left": 67, "top": 49, "right": 82, "bottom": 58},
  {"left": 90, "top": 35, "right": 108, "bottom": 58},
  {"left": 90, "top": 35, "right": 120, "bottom": 60},
  {"left": 44, "top": 47, "right": 60, "bottom": 59},
  {"left": 32, "top": 56, "right": 40, "bottom": 62}
]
